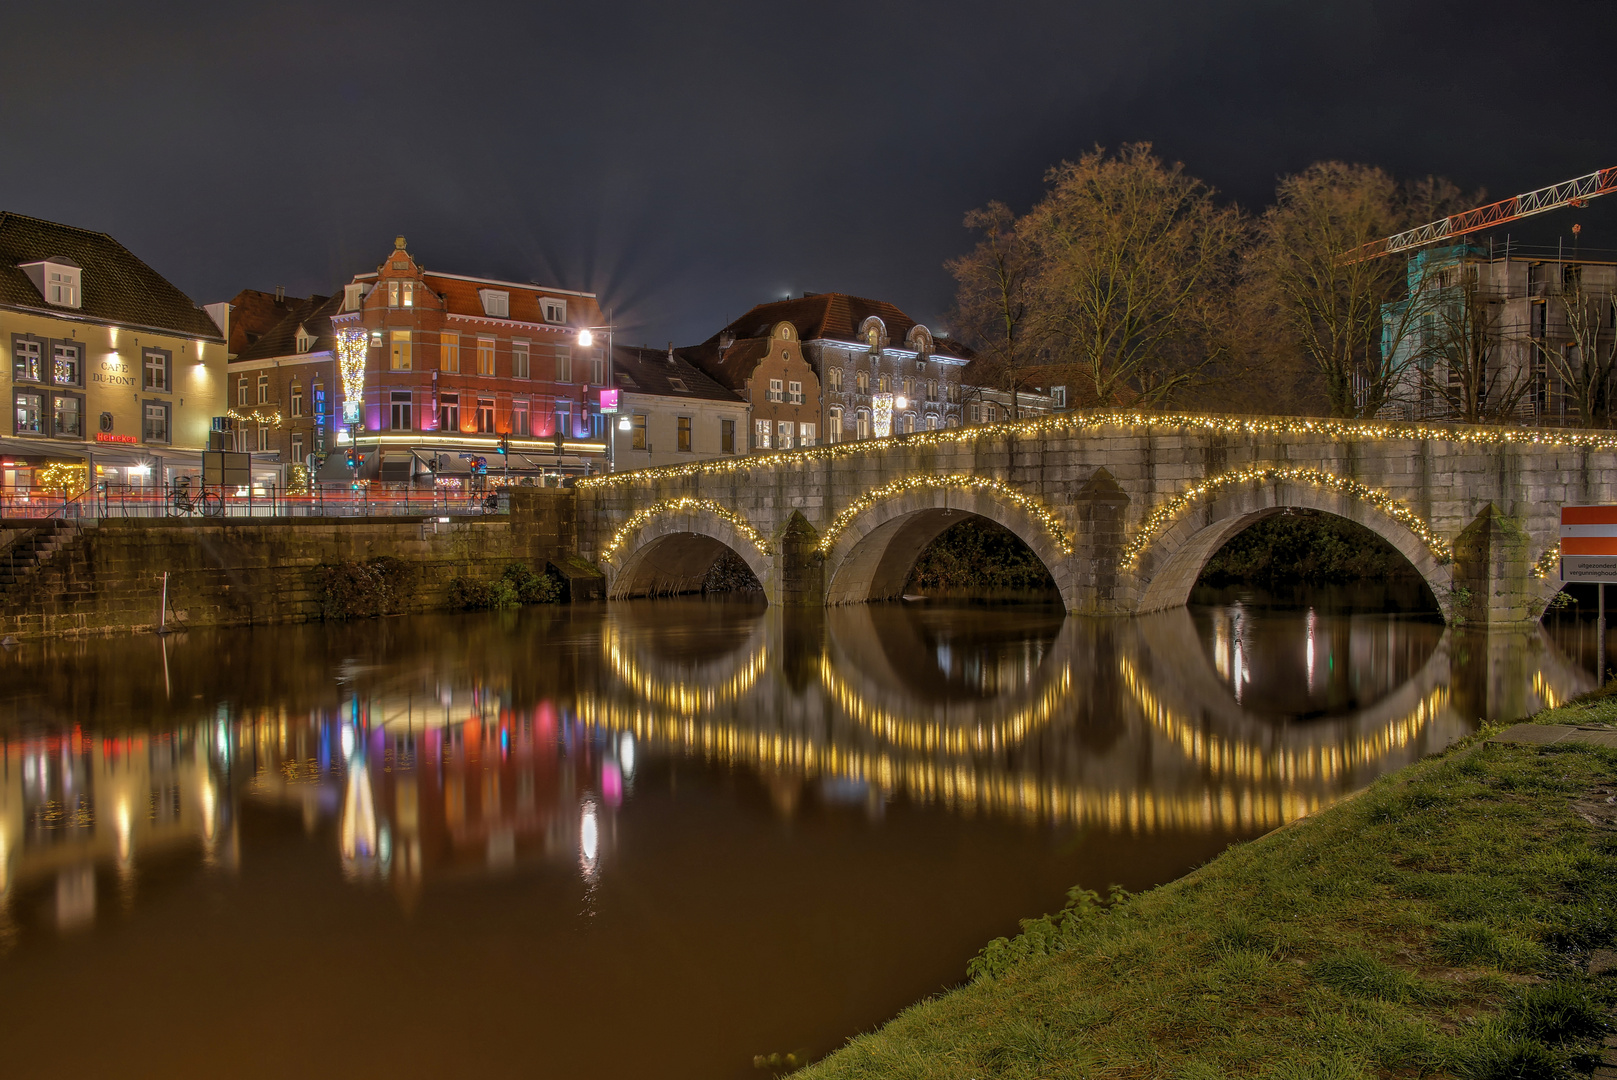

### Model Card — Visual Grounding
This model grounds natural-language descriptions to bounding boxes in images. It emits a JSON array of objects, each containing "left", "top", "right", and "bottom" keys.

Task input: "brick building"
[
  {"left": 609, "top": 344, "right": 747, "bottom": 468},
  {"left": 684, "top": 293, "right": 967, "bottom": 446},
  {"left": 324, "top": 237, "right": 609, "bottom": 483},
  {"left": 225, "top": 291, "right": 342, "bottom": 472}
]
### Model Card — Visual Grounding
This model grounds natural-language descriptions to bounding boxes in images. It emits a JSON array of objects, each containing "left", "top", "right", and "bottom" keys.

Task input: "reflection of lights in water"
[
  {"left": 340, "top": 724, "right": 356, "bottom": 762},
  {"left": 604, "top": 624, "right": 766, "bottom": 715},
  {"left": 340, "top": 762, "right": 378, "bottom": 874},
  {"left": 1533, "top": 669, "right": 1562, "bottom": 709},
  {"left": 579, "top": 798, "right": 600, "bottom": 880},
  {"left": 602, "top": 761, "right": 623, "bottom": 806},
  {"left": 619, "top": 733, "right": 636, "bottom": 781},
  {"left": 199, "top": 778, "right": 218, "bottom": 845},
  {"left": 116, "top": 800, "right": 133, "bottom": 866},
  {"left": 1306, "top": 609, "right": 1316, "bottom": 694}
]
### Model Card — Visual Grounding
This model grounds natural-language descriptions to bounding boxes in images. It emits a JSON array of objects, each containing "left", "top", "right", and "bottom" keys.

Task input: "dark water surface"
[{"left": 0, "top": 590, "right": 1598, "bottom": 1078}]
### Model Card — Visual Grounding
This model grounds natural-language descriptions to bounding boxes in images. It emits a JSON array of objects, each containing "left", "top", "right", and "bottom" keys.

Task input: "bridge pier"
[
  {"left": 1450, "top": 504, "right": 1539, "bottom": 627},
  {"left": 1071, "top": 467, "right": 1132, "bottom": 616},
  {"left": 776, "top": 512, "right": 825, "bottom": 607}
]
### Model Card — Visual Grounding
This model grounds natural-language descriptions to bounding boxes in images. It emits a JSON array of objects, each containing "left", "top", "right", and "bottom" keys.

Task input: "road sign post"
[{"left": 1559, "top": 506, "right": 1617, "bottom": 680}]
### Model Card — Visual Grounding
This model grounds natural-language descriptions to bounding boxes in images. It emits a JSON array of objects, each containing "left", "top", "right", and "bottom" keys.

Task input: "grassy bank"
[{"left": 797, "top": 693, "right": 1617, "bottom": 1079}]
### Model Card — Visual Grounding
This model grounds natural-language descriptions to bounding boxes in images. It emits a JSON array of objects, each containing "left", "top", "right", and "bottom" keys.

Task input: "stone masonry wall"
[{"left": 0, "top": 490, "right": 578, "bottom": 640}]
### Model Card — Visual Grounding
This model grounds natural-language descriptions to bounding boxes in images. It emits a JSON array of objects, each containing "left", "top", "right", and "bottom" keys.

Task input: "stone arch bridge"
[{"left": 572, "top": 412, "right": 1617, "bottom": 626}]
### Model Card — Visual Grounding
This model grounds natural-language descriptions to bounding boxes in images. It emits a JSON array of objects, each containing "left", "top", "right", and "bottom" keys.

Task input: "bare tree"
[
  {"left": 1022, "top": 143, "right": 1246, "bottom": 408},
  {"left": 1414, "top": 275, "right": 1528, "bottom": 423},
  {"left": 1548, "top": 271, "right": 1617, "bottom": 427},
  {"left": 947, "top": 202, "right": 1036, "bottom": 420},
  {"left": 1249, "top": 163, "right": 1479, "bottom": 418}
]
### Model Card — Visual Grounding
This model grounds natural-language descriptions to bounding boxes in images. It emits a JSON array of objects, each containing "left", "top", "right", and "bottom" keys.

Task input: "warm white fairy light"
[
  {"left": 1119, "top": 465, "right": 1451, "bottom": 568},
  {"left": 576, "top": 408, "right": 1617, "bottom": 491},
  {"left": 1533, "top": 544, "right": 1561, "bottom": 580},
  {"left": 600, "top": 496, "right": 772, "bottom": 559},
  {"left": 225, "top": 406, "right": 283, "bottom": 429},
  {"left": 816, "top": 474, "right": 1073, "bottom": 556},
  {"left": 336, "top": 329, "right": 368, "bottom": 422}
]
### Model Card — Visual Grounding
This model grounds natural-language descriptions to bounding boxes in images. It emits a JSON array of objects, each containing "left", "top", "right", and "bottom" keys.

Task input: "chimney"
[
  {"left": 719, "top": 330, "right": 736, "bottom": 351},
  {"left": 275, "top": 285, "right": 285, "bottom": 303},
  {"left": 667, "top": 341, "right": 676, "bottom": 365}
]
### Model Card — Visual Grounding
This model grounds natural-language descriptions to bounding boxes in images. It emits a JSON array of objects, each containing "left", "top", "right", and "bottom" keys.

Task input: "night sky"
[{"left": 6, "top": 0, "right": 1616, "bottom": 345}]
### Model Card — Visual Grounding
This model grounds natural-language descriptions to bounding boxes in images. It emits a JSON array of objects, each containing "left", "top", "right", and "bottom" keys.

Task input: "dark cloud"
[{"left": 4, "top": 0, "right": 1614, "bottom": 343}]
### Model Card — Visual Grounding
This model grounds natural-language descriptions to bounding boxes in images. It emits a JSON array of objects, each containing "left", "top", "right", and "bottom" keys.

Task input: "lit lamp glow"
[{"left": 578, "top": 329, "right": 595, "bottom": 348}]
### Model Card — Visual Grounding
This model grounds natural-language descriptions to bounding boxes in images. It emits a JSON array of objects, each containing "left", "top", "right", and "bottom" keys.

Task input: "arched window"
[
  {"left": 901, "top": 413, "right": 915, "bottom": 434},
  {"left": 828, "top": 405, "right": 843, "bottom": 443},
  {"left": 855, "top": 409, "right": 870, "bottom": 440}
]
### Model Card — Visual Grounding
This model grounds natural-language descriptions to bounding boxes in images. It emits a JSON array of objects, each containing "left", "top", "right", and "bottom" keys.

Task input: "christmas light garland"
[
  {"left": 336, "top": 329, "right": 368, "bottom": 420},
  {"left": 225, "top": 407, "right": 283, "bottom": 429},
  {"left": 576, "top": 408, "right": 1617, "bottom": 491},
  {"left": 37, "top": 462, "right": 87, "bottom": 494},
  {"left": 600, "top": 496, "right": 772, "bottom": 560},
  {"left": 815, "top": 474, "right": 1073, "bottom": 556},
  {"left": 1119, "top": 465, "right": 1452, "bottom": 568},
  {"left": 1532, "top": 544, "right": 1561, "bottom": 580}
]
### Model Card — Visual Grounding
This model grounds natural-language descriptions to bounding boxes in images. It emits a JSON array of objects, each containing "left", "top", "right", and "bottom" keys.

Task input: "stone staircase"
[{"left": 0, "top": 521, "right": 76, "bottom": 591}]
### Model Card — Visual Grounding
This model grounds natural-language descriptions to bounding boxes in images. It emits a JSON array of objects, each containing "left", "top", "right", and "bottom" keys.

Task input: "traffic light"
[
  {"left": 471, "top": 456, "right": 487, "bottom": 475},
  {"left": 345, "top": 448, "right": 358, "bottom": 469},
  {"left": 497, "top": 435, "right": 510, "bottom": 457}
]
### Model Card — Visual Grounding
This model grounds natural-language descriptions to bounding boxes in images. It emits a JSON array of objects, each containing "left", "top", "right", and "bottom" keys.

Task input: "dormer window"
[
  {"left": 667, "top": 377, "right": 688, "bottom": 392},
  {"left": 344, "top": 283, "right": 365, "bottom": 311},
  {"left": 295, "top": 325, "right": 315, "bottom": 353},
  {"left": 542, "top": 298, "right": 567, "bottom": 324},
  {"left": 19, "top": 260, "right": 82, "bottom": 309},
  {"left": 480, "top": 289, "right": 510, "bottom": 318}
]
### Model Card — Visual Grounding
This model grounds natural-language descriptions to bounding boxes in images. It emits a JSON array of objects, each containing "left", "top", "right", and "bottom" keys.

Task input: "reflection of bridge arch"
[
  {"left": 1130, "top": 473, "right": 1450, "bottom": 616},
  {"left": 601, "top": 618, "right": 768, "bottom": 715},
  {"left": 600, "top": 498, "right": 774, "bottom": 600},
  {"left": 819, "top": 479, "right": 1076, "bottom": 608}
]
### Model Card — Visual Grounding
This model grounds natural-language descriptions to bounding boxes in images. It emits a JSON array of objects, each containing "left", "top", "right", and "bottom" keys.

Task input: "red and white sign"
[
  {"left": 95, "top": 432, "right": 137, "bottom": 444},
  {"left": 1560, "top": 505, "right": 1617, "bottom": 582}
]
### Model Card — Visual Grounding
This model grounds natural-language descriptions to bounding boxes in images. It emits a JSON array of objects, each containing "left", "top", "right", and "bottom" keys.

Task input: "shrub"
[
  {"left": 501, "top": 562, "right": 562, "bottom": 604},
  {"left": 318, "top": 556, "right": 417, "bottom": 620},
  {"left": 449, "top": 564, "right": 558, "bottom": 610}
]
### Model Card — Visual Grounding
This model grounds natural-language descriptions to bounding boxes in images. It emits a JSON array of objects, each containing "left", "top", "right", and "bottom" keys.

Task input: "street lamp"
[{"left": 576, "top": 321, "right": 616, "bottom": 472}]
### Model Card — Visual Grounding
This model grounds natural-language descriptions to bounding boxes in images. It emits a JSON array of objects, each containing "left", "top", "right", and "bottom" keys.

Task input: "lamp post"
[{"left": 577, "top": 319, "right": 615, "bottom": 473}]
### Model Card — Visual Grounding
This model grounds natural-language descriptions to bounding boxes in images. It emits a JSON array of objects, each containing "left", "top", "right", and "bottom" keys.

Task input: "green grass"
[{"left": 794, "top": 695, "right": 1617, "bottom": 1079}]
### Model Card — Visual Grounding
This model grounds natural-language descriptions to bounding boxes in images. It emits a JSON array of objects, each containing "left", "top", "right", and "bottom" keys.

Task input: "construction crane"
[{"left": 1341, "top": 166, "right": 1617, "bottom": 263}]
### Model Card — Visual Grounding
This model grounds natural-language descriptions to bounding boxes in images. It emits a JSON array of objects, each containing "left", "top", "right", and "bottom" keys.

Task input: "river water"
[{"left": 0, "top": 589, "right": 1600, "bottom": 1078}]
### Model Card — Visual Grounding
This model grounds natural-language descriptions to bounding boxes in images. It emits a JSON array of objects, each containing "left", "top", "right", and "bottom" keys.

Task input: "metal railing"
[{"left": 0, "top": 483, "right": 511, "bottom": 521}]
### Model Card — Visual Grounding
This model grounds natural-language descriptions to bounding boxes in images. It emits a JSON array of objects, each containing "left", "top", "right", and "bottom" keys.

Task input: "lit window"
[
  {"left": 390, "top": 331, "right": 412, "bottom": 371},
  {"left": 902, "top": 377, "right": 913, "bottom": 397},
  {"left": 878, "top": 374, "right": 890, "bottom": 393},
  {"left": 258, "top": 374, "right": 269, "bottom": 404},
  {"left": 48, "top": 342, "right": 80, "bottom": 386},
  {"left": 855, "top": 370, "right": 869, "bottom": 393},
  {"left": 754, "top": 419, "right": 770, "bottom": 449},
  {"left": 542, "top": 298, "right": 567, "bottom": 324},
  {"left": 440, "top": 332, "right": 459, "bottom": 373},
  {"left": 799, "top": 422, "right": 815, "bottom": 446},
  {"left": 828, "top": 406, "right": 842, "bottom": 443},
  {"left": 479, "top": 290, "right": 510, "bottom": 318},
  {"left": 388, "top": 281, "right": 400, "bottom": 307},
  {"left": 142, "top": 349, "right": 169, "bottom": 392},
  {"left": 828, "top": 367, "right": 842, "bottom": 391},
  {"left": 677, "top": 416, "right": 692, "bottom": 452},
  {"left": 477, "top": 338, "right": 495, "bottom": 376},
  {"left": 401, "top": 281, "right": 414, "bottom": 307},
  {"left": 630, "top": 414, "right": 647, "bottom": 450},
  {"left": 45, "top": 267, "right": 78, "bottom": 307},
  {"left": 14, "top": 391, "right": 42, "bottom": 434},
  {"left": 52, "top": 394, "right": 82, "bottom": 437},
  {"left": 512, "top": 342, "right": 530, "bottom": 379},
  {"left": 13, "top": 338, "right": 42, "bottom": 382},
  {"left": 776, "top": 420, "right": 793, "bottom": 449}
]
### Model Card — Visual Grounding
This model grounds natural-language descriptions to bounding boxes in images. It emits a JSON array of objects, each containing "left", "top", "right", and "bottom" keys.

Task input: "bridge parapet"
[{"left": 573, "top": 412, "right": 1617, "bottom": 625}]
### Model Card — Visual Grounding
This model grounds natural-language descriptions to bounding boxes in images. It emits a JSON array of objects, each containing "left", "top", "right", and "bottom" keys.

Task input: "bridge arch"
[
  {"left": 601, "top": 500, "right": 774, "bottom": 601},
  {"left": 820, "top": 478, "right": 1077, "bottom": 608},
  {"left": 1129, "top": 476, "right": 1450, "bottom": 615}
]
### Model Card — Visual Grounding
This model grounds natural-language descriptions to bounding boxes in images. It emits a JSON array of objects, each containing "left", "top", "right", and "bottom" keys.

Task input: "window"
[
  {"left": 590, "top": 353, "right": 604, "bottom": 384},
  {"left": 667, "top": 377, "right": 688, "bottom": 393},
  {"left": 13, "top": 337, "right": 41, "bottom": 381},
  {"left": 902, "top": 377, "right": 913, "bottom": 398},
  {"left": 788, "top": 380, "right": 803, "bottom": 404},
  {"left": 855, "top": 370, "right": 869, "bottom": 393},
  {"left": 49, "top": 394, "right": 81, "bottom": 438},
  {"left": 926, "top": 414, "right": 939, "bottom": 431},
  {"left": 828, "top": 406, "right": 842, "bottom": 443},
  {"left": 257, "top": 374, "right": 269, "bottom": 404},
  {"left": 402, "top": 281, "right": 414, "bottom": 307},
  {"left": 677, "top": 416, "right": 692, "bottom": 452},
  {"left": 985, "top": 403, "right": 997, "bottom": 422},
  {"left": 878, "top": 374, "right": 891, "bottom": 393},
  {"left": 555, "top": 399, "right": 572, "bottom": 437},
  {"left": 440, "top": 333, "right": 460, "bottom": 373},
  {"left": 542, "top": 298, "right": 567, "bottom": 324},
  {"left": 439, "top": 392, "right": 460, "bottom": 432},
  {"left": 512, "top": 400, "right": 530, "bottom": 436},
  {"left": 14, "top": 391, "right": 42, "bottom": 434},
  {"left": 799, "top": 422, "right": 816, "bottom": 446},
  {"left": 753, "top": 419, "right": 771, "bottom": 449},
  {"left": 901, "top": 414, "right": 914, "bottom": 434},
  {"left": 478, "top": 289, "right": 510, "bottom": 318},
  {"left": 855, "top": 410, "right": 869, "bottom": 440},
  {"left": 143, "top": 349, "right": 170, "bottom": 392},
  {"left": 777, "top": 420, "right": 794, "bottom": 449},
  {"left": 344, "top": 283, "right": 365, "bottom": 311},
  {"left": 477, "top": 397, "right": 495, "bottom": 433},
  {"left": 477, "top": 338, "right": 495, "bottom": 376},
  {"left": 257, "top": 424, "right": 271, "bottom": 452},
  {"left": 630, "top": 414, "right": 647, "bottom": 450},
  {"left": 291, "top": 385, "right": 303, "bottom": 417},
  {"left": 391, "top": 391, "right": 413, "bottom": 431},
  {"left": 512, "top": 342, "right": 530, "bottom": 379},
  {"left": 970, "top": 402, "right": 981, "bottom": 424},
  {"left": 866, "top": 326, "right": 880, "bottom": 351},
  {"left": 555, "top": 345, "right": 572, "bottom": 382},
  {"left": 926, "top": 379, "right": 937, "bottom": 401},
  {"left": 388, "top": 281, "right": 400, "bottom": 307},
  {"left": 390, "top": 331, "right": 412, "bottom": 371},
  {"left": 720, "top": 418, "right": 735, "bottom": 454},
  {"left": 52, "top": 343, "right": 81, "bottom": 386},
  {"left": 143, "top": 401, "right": 170, "bottom": 443},
  {"left": 768, "top": 378, "right": 783, "bottom": 402},
  {"left": 295, "top": 326, "right": 315, "bottom": 353},
  {"left": 292, "top": 432, "right": 303, "bottom": 462},
  {"left": 45, "top": 266, "right": 78, "bottom": 307},
  {"left": 1051, "top": 385, "right": 1066, "bottom": 409}
]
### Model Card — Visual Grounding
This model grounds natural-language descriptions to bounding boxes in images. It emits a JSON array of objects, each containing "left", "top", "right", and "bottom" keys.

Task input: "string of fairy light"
[
  {"left": 1533, "top": 545, "right": 1561, "bottom": 580},
  {"left": 336, "top": 329, "right": 368, "bottom": 408},
  {"left": 575, "top": 408, "right": 1617, "bottom": 492},
  {"left": 600, "top": 497, "right": 772, "bottom": 560},
  {"left": 1118, "top": 466, "right": 1452, "bottom": 567},
  {"left": 815, "top": 475, "right": 1074, "bottom": 556}
]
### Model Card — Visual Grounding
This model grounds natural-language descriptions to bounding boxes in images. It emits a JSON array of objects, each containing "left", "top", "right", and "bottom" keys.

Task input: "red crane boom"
[{"left": 1341, "top": 166, "right": 1617, "bottom": 263}]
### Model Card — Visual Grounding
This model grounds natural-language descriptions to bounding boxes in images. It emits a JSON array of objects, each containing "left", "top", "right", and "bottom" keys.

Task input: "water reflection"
[{"left": 0, "top": 596, "right": 1598, "bottom": 1078}]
